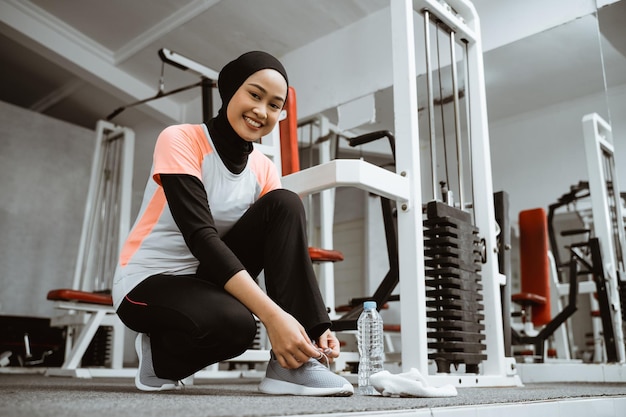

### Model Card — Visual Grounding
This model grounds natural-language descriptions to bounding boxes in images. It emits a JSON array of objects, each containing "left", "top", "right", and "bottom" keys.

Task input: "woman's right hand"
[
  {"left": 223, "top": 271, "right": 320, "bottom": 369},
  {"left": 262, "top": 309, "right": 321, "bottom": 369}
]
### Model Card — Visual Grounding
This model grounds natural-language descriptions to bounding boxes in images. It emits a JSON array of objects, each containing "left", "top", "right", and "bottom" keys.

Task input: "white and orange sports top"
[{"left": 112, "top": 123, "right": 280, "bottom": 310}]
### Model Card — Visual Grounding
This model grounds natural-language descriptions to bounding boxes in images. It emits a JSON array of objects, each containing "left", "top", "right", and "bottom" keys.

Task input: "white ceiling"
[
  {"left": 1, "top": 0, "right": 625, "bottom": 132},
  {"left": 0, "top": 0, "right": 388, "bottom": 129}
]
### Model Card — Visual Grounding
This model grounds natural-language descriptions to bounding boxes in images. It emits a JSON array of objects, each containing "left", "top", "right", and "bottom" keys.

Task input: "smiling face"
[{"left": 226, "top": 68, "right": 288, "bottom": 142}]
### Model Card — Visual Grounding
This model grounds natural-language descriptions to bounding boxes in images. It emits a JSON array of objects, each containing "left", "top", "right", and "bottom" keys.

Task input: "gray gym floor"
[{"left": 1, "top": 372, "right": 625, "bottom": 417}]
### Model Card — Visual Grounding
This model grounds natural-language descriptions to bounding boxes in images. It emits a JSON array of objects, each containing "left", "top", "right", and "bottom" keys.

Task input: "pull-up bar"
[
  {"left": 158, "top": 48, "right": 219, "bottom": 80},
  {"left": 106, "top": 48, "right": 218, "bottom": 123}
]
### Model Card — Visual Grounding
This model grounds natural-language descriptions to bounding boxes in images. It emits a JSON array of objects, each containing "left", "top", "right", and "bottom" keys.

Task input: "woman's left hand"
[{"left": 314, "top": 329, "right": 341, "bottom": 362}]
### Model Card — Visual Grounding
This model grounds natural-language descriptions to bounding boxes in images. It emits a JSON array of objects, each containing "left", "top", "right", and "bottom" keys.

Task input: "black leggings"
[{"left": 116, "top": 189, "right": 330, "bottom": 380}]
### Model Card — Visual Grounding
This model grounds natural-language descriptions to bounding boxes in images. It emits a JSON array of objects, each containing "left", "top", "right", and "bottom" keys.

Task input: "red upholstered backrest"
[
  {"left": 519, "top": 208, "right": 552, "bottom": 326},
  {"left": 279, "top": 86, "right": 300, "bottom": 176}
]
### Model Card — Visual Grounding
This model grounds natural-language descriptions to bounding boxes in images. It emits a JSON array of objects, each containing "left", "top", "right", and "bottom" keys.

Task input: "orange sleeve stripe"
[{"left": 119, "top": 187, "right": 167, "bottom": 267}]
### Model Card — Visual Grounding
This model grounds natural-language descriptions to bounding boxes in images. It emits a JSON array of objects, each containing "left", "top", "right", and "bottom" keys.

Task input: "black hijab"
[{"left": 208, "top": 51, "right": 289, "bottom": 174}]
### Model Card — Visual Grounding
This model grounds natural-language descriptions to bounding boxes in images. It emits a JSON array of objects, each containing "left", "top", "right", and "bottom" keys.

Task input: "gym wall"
[{"left": 0, "top": 100, "right": 94, "bottom": 318}]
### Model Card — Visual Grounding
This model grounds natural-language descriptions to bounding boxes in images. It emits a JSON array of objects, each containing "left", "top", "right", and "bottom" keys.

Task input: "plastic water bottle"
[{"left": 357, "top": 301, "right": 384, "bottom": 395}]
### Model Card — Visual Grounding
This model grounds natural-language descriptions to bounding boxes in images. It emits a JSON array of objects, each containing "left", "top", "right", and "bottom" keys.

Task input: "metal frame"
[
  {"left": 582, "top": 112, "right": 626, "bottom": 363},
  {"left": 390, "top": 0, "right": 518, "bottom": 386},
  {"left": 46, "top": 302, "right": 125, "bottom": 377},
  {"left": 158, "top": 48, "right": 218, "bottom": 123},
  {"left": 512, "top": 238, "right": 596, "bottom": 361}
]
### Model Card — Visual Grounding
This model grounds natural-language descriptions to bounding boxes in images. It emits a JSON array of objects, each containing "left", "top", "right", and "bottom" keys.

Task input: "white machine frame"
[
  {"left": 582, "top": 113, "right": 625, "bottom": 362},
  {"left": 387, "top": 0, "right": 515, "bottom": 386},
  {"left": 47, "top": 120, "right": 134, "bottom": 377}
]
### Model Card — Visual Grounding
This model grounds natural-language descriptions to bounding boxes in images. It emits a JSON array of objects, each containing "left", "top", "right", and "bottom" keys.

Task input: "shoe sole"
[
  {"left": 259, "top": 377, "right": 354, "bottom": 397},
  {"left": 134, "top": 334, "right": 180, "bottom": 392}
]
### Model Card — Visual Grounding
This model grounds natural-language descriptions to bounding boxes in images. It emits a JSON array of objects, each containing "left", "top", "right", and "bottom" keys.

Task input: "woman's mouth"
[{"left": 244, "top": 116, "right": 262, "bottom": 128}]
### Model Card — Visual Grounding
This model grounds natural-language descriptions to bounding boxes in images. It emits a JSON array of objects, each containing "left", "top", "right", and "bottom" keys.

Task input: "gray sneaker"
[
  {"left": 135, "top": 333, "right": 181, "bottom": 392},
  {"left": 259, "top": 352, "right": 354, "bottom": 396}
]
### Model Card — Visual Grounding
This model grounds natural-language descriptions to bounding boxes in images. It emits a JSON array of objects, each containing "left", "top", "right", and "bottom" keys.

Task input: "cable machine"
[
  {"left": 390, "top": 0, "right": 519, "bottom": 386},
  {"left": 280, "top": 0, "right": 519, "bottom": 386},
  {"left": 46, "top": 120, "right": 134, "bottom": 376},
  {"left": 72, "top": 121, "right": 135, "bottom": 293}
]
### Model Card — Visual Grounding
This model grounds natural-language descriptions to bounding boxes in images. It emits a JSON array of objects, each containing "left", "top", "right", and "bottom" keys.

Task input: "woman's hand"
[
  {"left": 314, "top": 329, "right": 341, "bottom": 362},
  {"left": 263, "top": 309, "right": 320, "bottom": 369},
  {"left": 223, "top": 270, "right": 320, "bottom": 369}
]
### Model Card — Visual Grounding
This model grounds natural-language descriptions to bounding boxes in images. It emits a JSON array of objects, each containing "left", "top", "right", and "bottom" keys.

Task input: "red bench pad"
[{"left": 47, "top": 289, "right": 113, "bottom": 306}]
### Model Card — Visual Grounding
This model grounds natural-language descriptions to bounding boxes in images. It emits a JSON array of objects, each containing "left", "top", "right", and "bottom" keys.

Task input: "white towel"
[{"left": 369, "top": 368, "right": 458, "bottom": 397}]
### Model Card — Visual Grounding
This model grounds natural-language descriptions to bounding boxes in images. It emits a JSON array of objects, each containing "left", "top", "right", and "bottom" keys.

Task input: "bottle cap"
[{"left": 363, "top": 301, "right": 377, "bottom": 310}]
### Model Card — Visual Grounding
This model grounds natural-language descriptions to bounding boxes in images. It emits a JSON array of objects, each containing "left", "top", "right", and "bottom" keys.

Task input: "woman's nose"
[{"left": 253, "top": 106, "right": 267, "bottom": 119}]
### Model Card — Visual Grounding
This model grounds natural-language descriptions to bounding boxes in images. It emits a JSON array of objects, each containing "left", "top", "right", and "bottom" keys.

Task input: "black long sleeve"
[{"left": 160, "top": 173, "right": 244, "bottom": 287}]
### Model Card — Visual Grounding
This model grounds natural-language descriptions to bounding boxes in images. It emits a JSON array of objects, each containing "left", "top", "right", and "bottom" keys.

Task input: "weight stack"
[
  {"left": 82, "top": 326, "right": 111, "bottom": 367},
  {"left": 423, "top": 201, "right": 487, "bottom": 373}
]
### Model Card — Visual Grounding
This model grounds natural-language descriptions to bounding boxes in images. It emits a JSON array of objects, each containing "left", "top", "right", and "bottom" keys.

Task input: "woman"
[{"left": 112, "top": 51, "right": 353, "bottom": 396}]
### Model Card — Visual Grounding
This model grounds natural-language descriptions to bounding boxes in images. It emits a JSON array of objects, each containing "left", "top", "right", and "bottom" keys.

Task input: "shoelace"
[{"left": 315, "top": 351, "right": 330, "bottom": 368}]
